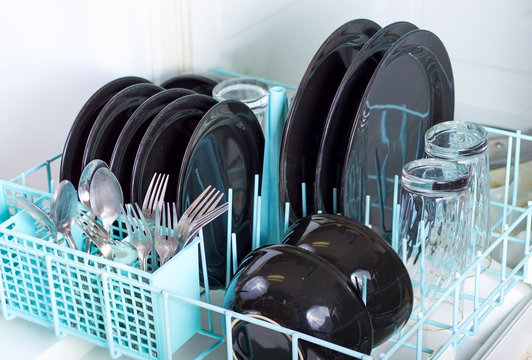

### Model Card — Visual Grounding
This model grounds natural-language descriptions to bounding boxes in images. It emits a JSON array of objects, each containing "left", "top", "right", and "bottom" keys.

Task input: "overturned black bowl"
[
  {"left": 223, "top": 244, "right": 373, "bottom": 359},
  {"left": 283, "top": 214, "right": 413, "bottom": 346}
]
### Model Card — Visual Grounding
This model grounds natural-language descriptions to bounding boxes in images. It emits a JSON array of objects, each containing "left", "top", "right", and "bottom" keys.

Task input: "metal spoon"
[
  {"left": 78, "top": 159, "right": 108, "bottom": 252},
  {"left": 78, "top": 159, "right": 108, "bottom": 215},
  {"left": 89, "top": 167, "right": 123, "bottom": 232},
  {"left": 15, "top": 195, "right": 58, "bottom": 241},
  {"left": 50, "top": 180, "right": 79, "bottom": 249}
]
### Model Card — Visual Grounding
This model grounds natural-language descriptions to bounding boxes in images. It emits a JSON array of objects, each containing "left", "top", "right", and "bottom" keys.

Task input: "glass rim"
[
  {"left": 425, "top": 121, "right": 488, "bottom": 158},
  {"left": 401, "top": 158, "right": 470, "bottom": 194},
  {"left": 212, "top": 77, "right": 269, "bottom": 107}
]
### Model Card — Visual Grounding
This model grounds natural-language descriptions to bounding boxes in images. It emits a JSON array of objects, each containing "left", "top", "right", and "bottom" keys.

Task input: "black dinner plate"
[
  {"left": 282, "top": 214, "right": 413, "bottom": 347},
  {"left": 109, "top": 88, "right": 195, "bottom": 203},
  {"left": 223, "top": 244, "right": 373, "bottom": 359},
  {"left": 177, "top": 100, "right": 264, "bottom": 289},
  {"left": 160, "top": 73, "right": 222, "bottom": 96},
  {"left": 315, "top": 21, "right": 417, "bottom": 213},
  {"left": 60, "top": 76, "right": 151, "bottom": 186},
  {"left": 341, "top": 29, "right": 454, "bottom": 240},
  {"left": 82, "top": 83, "right": 163, "bottom": 169},
  {"left": 130, "top": 94, "right": 217, "bottom": 204},
  {"left": 279, "top": 19, "right": 381, "bottom": 222}
]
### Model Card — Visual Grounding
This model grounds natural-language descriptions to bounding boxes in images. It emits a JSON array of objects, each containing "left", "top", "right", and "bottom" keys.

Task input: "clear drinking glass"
[
  {"left": 212, "top": 77, "right": 269, "bottom": 134},
  {"left": 425, "top": 121, "right": 490, "bottom": 265},
  {"left": 398, "top": 158, "right": 470, "bottom": 307}
]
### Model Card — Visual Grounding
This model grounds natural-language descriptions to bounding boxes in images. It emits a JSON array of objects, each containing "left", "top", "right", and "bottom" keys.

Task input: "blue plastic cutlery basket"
[{"left": 0, "top": 180, "right": 201, "bottom": 359}]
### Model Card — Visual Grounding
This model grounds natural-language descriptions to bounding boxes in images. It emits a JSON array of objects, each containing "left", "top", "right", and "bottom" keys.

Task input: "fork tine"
[
  {"left": 147, "top": 173, "right": 163, "bottom": 215},
  {"left": 135, "top": 203, "right": 152, "bottom": 237},
  {"left": 162, "top": 201, "right": 167, "bottom": 230},
  {"left": 183, "top": 202, "right": 230, "bottom": 247},
  {"left": 189, "top": 189, "right": 223, "bottom": 221},
  {"left": 186, "top": 188, "right": 219, "bottom": 221},
  {"left": 205, "top": 191, "right": 224, "bottom": 214},
  {"left": 182, "top": 185, "right": 213, "bottom": 218},
  {"left": 141, "top": 173, "right": 159, "bottom": 213},
  {"left": 172, "top": 202, "right": 178, "bottom": 231},
  {"left": 160, "top": 174, "right": 169, "bottom": 205}
]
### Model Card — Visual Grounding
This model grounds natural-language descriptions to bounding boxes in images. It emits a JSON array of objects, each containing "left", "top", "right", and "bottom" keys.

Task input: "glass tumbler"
[
  {"left": 212, "top": 77, "right": 269, "bottom": 134},
  {"left": 425, "top": 121, "right": 490, "bottom": 265},
  {"left": 398, "top": 159, "right": 470, "bottom": 306}
]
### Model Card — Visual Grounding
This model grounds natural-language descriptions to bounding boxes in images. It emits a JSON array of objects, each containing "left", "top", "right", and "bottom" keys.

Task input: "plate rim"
[
  {"left": 340, "top": 28, "right": 455, "bottom": 230},
  {"left": 59, "top": 76, "right": 151, "bottom": 185},
  {"left": 314, "top": 21, "right": 418, "bottom": 213},
  {"left": 279, "top": 18, "right": 381, "bottom": 222}
]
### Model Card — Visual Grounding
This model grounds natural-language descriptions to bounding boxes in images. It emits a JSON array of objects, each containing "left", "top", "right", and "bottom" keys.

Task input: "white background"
[{"left": 0, "top": 0, "right": 531, "bottom": 179}]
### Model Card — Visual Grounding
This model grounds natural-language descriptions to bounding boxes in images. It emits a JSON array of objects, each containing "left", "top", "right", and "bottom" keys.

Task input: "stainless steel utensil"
[
  {"left": 78, "top": 159, "right": 108, "bottom": 214},
  {"left": 141, "top": 172, "right": 169, "bottom": 219},
  {"left": 15, "top": 195, "right": 58, "bottom": 241},
  {"left": 182, "top": 202, "right": 229, "bottom": 248},
  {"left": 154, "top": 201, "right": 179, "bottom": 266},
  {"left": 75, "top": 212, "right": 114, "bottom": 259},
  {"left": 89, "top": 167, "right": 123, "bottom": 232},
  {"left": 78, "top": 159, "right": 108, "bottom": 252},
  {"left": 177, "top": 185, "right": 223, "bottom": 240},
  {"left": 51, "top": 180, "right": 79, "bottom": 249},
  {"left": 123, "top": 203, "right": 153, "bottom": 271}
]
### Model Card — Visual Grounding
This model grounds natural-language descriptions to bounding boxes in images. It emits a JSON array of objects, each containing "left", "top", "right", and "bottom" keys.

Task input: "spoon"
[
  {"left": 78, "top": 159, "right": 108, "bottom": 215},
  {"left": 15, "top": 195, "right": 58, "bottom": 241},
  {"left": 50, "top": 180, "right": 79, "bottom": 249},
  {"left": 89, "top": 167, "right": 123, "bottom": 232},
  {"left": 78, "top": 159, "right": 108, "bottom": 252}
]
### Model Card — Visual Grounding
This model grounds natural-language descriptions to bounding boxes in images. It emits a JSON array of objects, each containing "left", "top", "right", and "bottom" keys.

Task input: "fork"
[
  {"left": 178, "top": 185, "right": 224, "bottom": 240},
  {"left": 123, "top": 203, "right": 153, "bottom": 271},
  {"left": 154, "top": 201, "right": 179, "bottom": 266},
  {"left": 141, "top": 173, "right": 169, "bottom": 220},
  {"left": 181, "top": 202, "right": 230, "bottom": 248},
  {"left": 75, "top": 212, "right": 114, "bottom": 260}
]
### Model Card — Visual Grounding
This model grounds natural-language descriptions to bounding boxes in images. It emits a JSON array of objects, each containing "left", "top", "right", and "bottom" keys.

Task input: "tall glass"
[
  {"left": 398, "top": 159, "right": 470, "bottom": 307},
  {"left": 212, "top": 77, "right": 269, "bottom": 134},
  {"left": 425, "top": 121, "right": 490, "bottom": 265}
]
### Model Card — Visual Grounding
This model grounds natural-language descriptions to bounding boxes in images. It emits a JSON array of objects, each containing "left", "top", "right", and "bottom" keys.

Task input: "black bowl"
[
  {"left": 223, "top": 244, "right": 373, "bottom": 359},
  {"left": 283, "top": 214, "right": 413, "bottom": 346}
]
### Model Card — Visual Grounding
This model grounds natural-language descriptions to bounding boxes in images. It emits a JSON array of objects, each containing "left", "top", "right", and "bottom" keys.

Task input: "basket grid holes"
[{"left": 108, "top": 278, "right": 158, "bottom": 356}]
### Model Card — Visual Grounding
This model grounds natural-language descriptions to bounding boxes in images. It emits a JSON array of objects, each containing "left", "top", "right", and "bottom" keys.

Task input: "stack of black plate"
[
  {"left": 279, "top": 19, "right": 455, "bottom": 240},
  {"left": 60, "top": 73, "right": 264, "bottom": 289}
]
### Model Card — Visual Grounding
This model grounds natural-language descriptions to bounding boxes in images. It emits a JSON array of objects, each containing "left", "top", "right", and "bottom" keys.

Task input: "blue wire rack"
[{"left": 0, "top": 71, "right": 531, "bottom": 359}]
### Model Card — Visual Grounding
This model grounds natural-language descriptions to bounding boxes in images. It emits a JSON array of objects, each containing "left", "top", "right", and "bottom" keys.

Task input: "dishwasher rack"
[{"left": 1, "top": 73, "right": 531, "bottom": 360}]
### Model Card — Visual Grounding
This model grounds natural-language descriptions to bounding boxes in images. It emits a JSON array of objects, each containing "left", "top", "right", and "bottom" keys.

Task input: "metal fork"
[
  {"left": 181, "top": 202, "right": 229, "bottom": 248},
  {"left": 75, "top": 212, "right": 114, "bottom": 260},
  {"left": 154, "top": 201, "right": 179, "bottom": 266},
  {"left": 123, "top": 203, "right": 153, "bottom": 271},
  {"left": 141, "top": 172, "right": 169, "bottom": 220},
  {"left": 178, "top": 185, "right": 224, "bottom": 240},
  {"left": 179, "top": 203, "right": 229, "bottom": 248}
]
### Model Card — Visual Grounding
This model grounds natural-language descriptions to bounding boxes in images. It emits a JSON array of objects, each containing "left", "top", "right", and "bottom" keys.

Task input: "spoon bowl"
[
  {"left": 89, "top": 167, "right": 123, "bottom": 232},
  {"left": 78, "top": 159, "right": 108, "bottom": 213}
]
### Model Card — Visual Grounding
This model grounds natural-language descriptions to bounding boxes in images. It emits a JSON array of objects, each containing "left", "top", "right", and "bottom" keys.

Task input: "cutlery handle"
[{"left": 64, "top": 231, "right": 78, "bottom": 250}]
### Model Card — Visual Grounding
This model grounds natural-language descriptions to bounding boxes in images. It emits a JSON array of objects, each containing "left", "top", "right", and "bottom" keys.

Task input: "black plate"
[
  {"left": 60, "top": 76, "right": 151, "bottom": 186},
  {"left": 130, "top": 94, "right": 217, "bottom": 204},
  {"left": 315, "top": 22, "right": 417, "bottom": 213},
  {"left": 110, "top": 88, "right": 195, "bottom": 203},
  {"left": 341, "top": 29, "right": 454, "bottom": 240},
  {"left": 223, "top": 244, "right": 373, "bottom": 359},
  {"left": 177, "top": 100, "right": 264, "bottom": 289},
  {"left": 279, "top": 19, "right": 381, "bottom": 222},
  {"left": 160, "top": 73, "right": 222, "bottom": 96},
  {"left": 82, "top": 83, "right": 163, "bottom": 169},
  {"left": 283, "top": 214, "right": 413, "bottom": 347}
]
